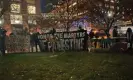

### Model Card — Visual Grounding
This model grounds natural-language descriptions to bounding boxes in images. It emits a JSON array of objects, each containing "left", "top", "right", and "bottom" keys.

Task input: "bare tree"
[
  {"left": 84, "top": 0, "right": 126, "bottom": 36},
  {"left": 36, "top": 14, "right": 59, "bottom": 28}
]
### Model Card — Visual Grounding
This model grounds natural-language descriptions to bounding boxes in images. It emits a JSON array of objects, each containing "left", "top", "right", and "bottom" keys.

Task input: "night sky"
[{"left": 41, "top": 0, "right": 59, "bottom": 13}]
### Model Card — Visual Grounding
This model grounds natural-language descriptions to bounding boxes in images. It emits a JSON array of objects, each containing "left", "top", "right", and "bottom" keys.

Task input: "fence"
[{"left": 5, "top": 35, "right": 30, "bottom": 53}]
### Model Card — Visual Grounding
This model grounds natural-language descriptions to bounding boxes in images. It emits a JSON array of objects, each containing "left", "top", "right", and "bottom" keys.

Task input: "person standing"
[
  {"left": 113, "top": 26, "right": 118, "bottom": 42},
  {"left": 113, "top": 26, "right": 118, "bottom": 37},
  {"left": 89, "top": 29, "right": 95, "bottom": 39},
  {"left": 83, "top": 32, "right": 88, "bottom": 51},
  {"left": 30, "top": 32, "right": 34, "bottom": 52},
  {"left": 34, "top": 32, "right": 40, "bottom": 52},
  {"left": 0, "top": 27, "right": 7, "bottom": 56},
  {"left": 49, "top": 28, "right": 56, "bottom": 53},
  {"left": 88, "top": 37, "right": 92, "bottom": 52},
  {"left": 126, "top": 28, "right": 132, "bottom": 50}
]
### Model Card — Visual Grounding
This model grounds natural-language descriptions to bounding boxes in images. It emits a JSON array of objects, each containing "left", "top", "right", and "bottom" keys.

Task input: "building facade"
[{"left": 1, "top": 0, "right": 41, "bottom": 34}]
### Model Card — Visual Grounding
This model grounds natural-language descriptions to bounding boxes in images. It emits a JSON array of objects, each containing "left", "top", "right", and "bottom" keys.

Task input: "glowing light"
[
  {"left": 0, "top": 20, "right": 2, "bottom": 24},
  {"left": 108, "top": 11, "right": 113, "bottom": 17},
  {"left": 15, "top": 20, "right": 20, "bottom": 24},
  {"left": 93, "top": 30, "right": 98, "bottom": 34},
  {"left": 104, "top": 36, "right": 107, "bottom": 39},
  {"left": 30, "top": 32, "right": 33, "bottom": 35}
]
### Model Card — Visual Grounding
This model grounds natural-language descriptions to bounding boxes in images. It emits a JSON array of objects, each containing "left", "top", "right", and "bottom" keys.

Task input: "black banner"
[{"left": 38, "top": 30, "right": 87, "bottom": 51}]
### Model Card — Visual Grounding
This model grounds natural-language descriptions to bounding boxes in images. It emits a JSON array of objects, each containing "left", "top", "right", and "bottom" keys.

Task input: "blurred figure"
[
  {"left": 113, "top": 26, "right": 118, "bottom": 42},
  {"left": 30, "top": 32, "right": 34, "bottom": 52},
  {"left": 78, "top": 26, "right": 84, "bottom": 31},
  {"left": 83, "top": 32, "right": 88, "bottom": 51},
  {"left": 0, "top": 27, "right": 7, "bottom": 56},
  {"left": 113, "top": 26, "right": 118, "bottom": 37},
  {"left": 49, "top": 35, "right": 57, "bottom": 53},
  {"left": 126, "top": 28, "right": 132, "bottom": 49},
  {"left": 89, "top": 29, "right": 95, "bottom": 39},
  {"left": 126, "top": 28, "right": 132, "bottom": 42},
  {"left": 32, "top": 28, "right": 41, "bottom": 52},
  {"left": 51, "top": 28, "right": 56, "bottom": 36},
  {"left": 88, "top": 37, "right": 92, "bottom": 52}
]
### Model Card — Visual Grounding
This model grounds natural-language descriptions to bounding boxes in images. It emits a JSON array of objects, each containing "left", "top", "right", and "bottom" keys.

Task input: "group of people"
[
  {"left": 30, "top": 28, "right": 59, "bottom": 53},
  {"left": 30, "top": 27, "right": 110, "bottom": 53},
  {"left": 1, "top": 24, "right": 133, "bottom": 55},
  {"left": 86, "top": 28, "right": 113, "bottom": 52}
]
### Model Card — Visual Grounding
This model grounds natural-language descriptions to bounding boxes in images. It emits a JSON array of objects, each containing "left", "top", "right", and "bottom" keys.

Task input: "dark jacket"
[
  {"left": 89, "top": 32, "right": 95, "bottom": 39},
  {"left": 113, "top": 29, "right": 118, "bottom": 37}
]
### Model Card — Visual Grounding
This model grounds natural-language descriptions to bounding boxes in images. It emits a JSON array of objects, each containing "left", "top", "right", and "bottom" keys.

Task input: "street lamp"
[{"left": 108, "top": 11, "right": 113, "bottom": 17}]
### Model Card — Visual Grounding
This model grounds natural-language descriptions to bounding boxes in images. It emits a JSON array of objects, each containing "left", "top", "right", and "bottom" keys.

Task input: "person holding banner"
[
  {"left": 88, "top": 37, "right": 92, "bottom": 52},
  {"left": 0, "top": 27, "right": 7, "bottom": 56},
  {"left": 49, "top": 28, "right": 57, "bottom": 53},
  {"left": 49, "top": 35, "right": 58, "bottom": 53},
  {"left": 84, "top": 32, "right": 88, "bottom": 51},
  {"left": 48, "top": 37, "right": 52, "bottom": 52}
]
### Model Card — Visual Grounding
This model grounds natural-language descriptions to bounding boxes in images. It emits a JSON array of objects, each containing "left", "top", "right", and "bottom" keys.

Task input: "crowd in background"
[{"left": 0, "top": 24, "right": 133, "bottom": 55}]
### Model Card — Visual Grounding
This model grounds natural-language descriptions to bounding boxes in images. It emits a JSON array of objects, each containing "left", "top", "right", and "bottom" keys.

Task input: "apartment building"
[{"left": 0, "top": 0, "right": 41, "bottom": 33}]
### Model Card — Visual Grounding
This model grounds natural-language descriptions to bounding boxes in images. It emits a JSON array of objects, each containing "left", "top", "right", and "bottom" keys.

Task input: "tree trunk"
[
  {"left": 105, "top": 24, "right": 111, "bottom": 37},
  {"left": 66, "top": 23, "right": 69, "bottom": 32},
  {"left": 105, "top": 29, "right": 110, "bottom": 37},
  {"left": 105, "top": 21, "right": 114, "bottom": 37}
]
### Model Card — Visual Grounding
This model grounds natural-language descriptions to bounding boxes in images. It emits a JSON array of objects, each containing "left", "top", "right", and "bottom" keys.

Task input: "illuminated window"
[
  {"left": 111, "top": 0, "right": 114, "bottom": 3},
  {"left": 11, "top": 4, "right": 21, "bottom": 13},
  {"left": 10, "top": 15, "right": 23, "bottom": 24},
  {"left": 27, "top": 5, "right": 36, "bottom": 14}
]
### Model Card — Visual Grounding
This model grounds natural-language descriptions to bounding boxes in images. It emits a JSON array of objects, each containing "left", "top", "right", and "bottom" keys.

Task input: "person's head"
[
  {"left": 114, "top": 26, "right": 118, "bottom": 29},
  {"left": 127, "top": 28, "right": 132, "bottom": 32},
  {"left": 79, "top": 26, "right": 82, "bottom": 29}
]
